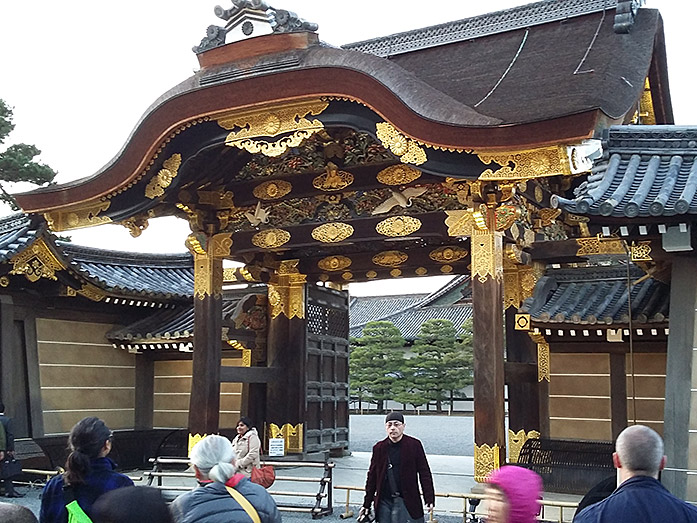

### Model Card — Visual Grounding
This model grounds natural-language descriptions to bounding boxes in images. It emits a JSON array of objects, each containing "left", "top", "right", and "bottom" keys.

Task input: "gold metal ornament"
[
  {"left": 494, "top": 205, "right": 520, "bottom": 232},
  {"left": 576, "top": 236, "right": 625, "bottom": 256},
  {"left": 227, "top": 339, "right": 252, "bottom": 367},
  {"left": 376, "top": 122, "right": 427, "bottom": 165},
  {"left": 444, "top": 209, "right": 488, "bottom": 237},
  {"left": 146, "top": 154, "right": 182, "bottom": 199},
  {"left": 366, "top": 270, "right": 378, "bottom": 279},
  {"left": 415, "top": 267, "right": 428, "bottom": 276},
  {"left": 43, "top": 201, "right": 112, "bottom": 232},
  {"left": 342, "top": 271, "right": 353, "bottom": 280},
  {"left": 376, "top": 164, "right": 422, "bottom": 185},
  {"left": 313, "top": 162, "right": 354, "bottom": 191},
  {"left": 471, "top": 230, "right": 503, "bottom": 283},
  {"left": 529, "top": 332, "right": 550, "bottom": 382},
  {"left": 440, "top": 265, "right": 454, "bottom": 273},
  {"left": 252, "top": 229, "right": 291, "bottom": 249},
  {"left": 188, "top": 433, "right": 206, "bottom": 457},
  {"left": 269, "top": 260, "right": 306, "bottom": 319},
  {"left": 630, "top": 241, "right": 652, "bottom": 262},
  {"left": 318, "top": 256, "right": 352, "bottom": 272},
  {"left": 429, "top": 246, "right": 468, "bottom": 263},
  {"left": 508, "top": 429, "right": 540, "bottom": 463},
  {"left": 218, "top": 99, "right": 329, "bottom": 157},
  {"left": 375, "top": 216, "right": 422, "bottom": 237},
  {"left": 77, "top": 283, "right": 106, "bottom": 302},
  {"left": 538, "top": 208, "right": 562, "bottom": 226},
  {"left": 514, "top": 314, "right": 531, "bottom": 330},
  {"left": 253, "top": 180, "right": 292, "bottom": 200},
  {"left": 194, "top": 251, "right": 223, "bottom": 300},
  {"left": 268, "top": 423, "right": 303, "bottom": 453},
  {"left": 372, "top": 250, "right": 408, "bottom": 267},
  {"left": 9, "top": 238, "right": 65, "bottom": 282},
  {"left": 503, "top": 258, "right": 540, "bottom": 310},
  {"left": 0, "top": 276, "right": 8, "bottom": 287},
  {"left": 390, "top": 268, "right": 402, "bottom": 277},
  {"left": 476, "top": 145, "right": 571, "bottom": 181},
  {"left": 311, "top": 222, "right": 354, "bottom": 243},
  {"left": 198, "top": 188, "right": 234, "bottom": 209},
  {"left": 474, "top": 443, "right": 500, "bottom": 483}
]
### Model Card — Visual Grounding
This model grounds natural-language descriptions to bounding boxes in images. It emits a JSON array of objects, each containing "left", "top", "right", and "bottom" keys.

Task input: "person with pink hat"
[{"left": 485, "top": 465, "right": 542, "bottom": 523}]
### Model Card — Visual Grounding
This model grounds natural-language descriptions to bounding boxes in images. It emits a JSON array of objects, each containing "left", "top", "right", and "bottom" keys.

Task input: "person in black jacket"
[
  {"left": 0, "top": 401, "right": 23, "bottom": 498},
  {"left": 574, "top": 424, "right": 697, "bottom": 522}
]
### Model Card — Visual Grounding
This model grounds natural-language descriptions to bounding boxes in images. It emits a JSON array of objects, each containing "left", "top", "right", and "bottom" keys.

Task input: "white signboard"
[{"left": 268, "top": 437, "right": 285, "bottom": 457}]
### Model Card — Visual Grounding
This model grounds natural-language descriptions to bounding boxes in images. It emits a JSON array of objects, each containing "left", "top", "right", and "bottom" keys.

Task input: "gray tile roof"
[
  {"left": 59, "top": 242, "right": 194, "bottom": 300},
  {"left": 349, "top": 276, "right": 472, "bottom": 340},
  {"left": 557, "top": 126, "right": 697, "bottom": 218},
  {"left": 0, "top": 214, "right": 44, "bottom": 262},
  {"left": 520, "top": 264, "right": 668, "bottom": 325},
  {"left": 343, "top": 0, "right": 618, "bottom": 57}
]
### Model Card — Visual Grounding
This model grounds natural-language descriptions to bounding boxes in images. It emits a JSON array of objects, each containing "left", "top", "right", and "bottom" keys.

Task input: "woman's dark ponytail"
[{"left": 63, "top": 417, "right": 112, "bottom": 486}]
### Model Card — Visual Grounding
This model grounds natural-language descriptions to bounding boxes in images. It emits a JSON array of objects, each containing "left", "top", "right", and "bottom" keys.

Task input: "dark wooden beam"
[
  {"left": 135, "top": 356, "right": 154, "bottom": 430},
  {"left": 504, "top": 361, "right": 537, "bottom": 383},
  {"left": 609, "top": 352, "right": 628, "bottom": 440},
  {"left": 548, "top": 340, "right": 667, "bottom": 353},
  {"left": 220, "top": 366, "right": 282, "bottom": 383}
]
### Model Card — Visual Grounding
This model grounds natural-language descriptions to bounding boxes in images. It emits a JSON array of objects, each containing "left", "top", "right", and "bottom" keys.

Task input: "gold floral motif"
[
  {"left": 375, "top": 216, "right": 421, "bottom": 237},
  {"left": 342, "top": 271, "right": 353, "bottom": 280},
  {"left": 440, "top": 265, "right": 454, "bottom": 274},
  {"left": 268, "top": 423, "right": 303, "bottom": 453},
  {"left": 146, "top": 154, "right": 181, "bottom": 199},
  {"left": 415, "top": 267, "right": 428, "bottom": 276},
  {"left": 210, "top": 233, "right": 233, "bottom": 257},
  {"left": 311, "top": 222, "right": 354, "bottom": 243},
  {"left": 630, "top": 241, "right": 652, "bottom": 262},
  {"left": 429, "top": 246, "right": 468, "bottom": 263},
  {"left": 77, "top": 283, "right": 106, "bottom": 302},
  {"left": 313, "top": 162, "right": 354, "bottom": 191},
  {"left": 43, "top": 200, "right": 112, "bottom": 232},
  {"left": 444, "top": 209, "right": 489, "bottom": 237},
  {"left": 538, "top": 208, "right": 562, "bottom": 226},
  {"left": 535, "top": 185, "right": 544, "bottom": 202},
  {"left": 529, "top": 332, "right": 550, "bottom": 382},
  {"left": 194, "top": 252, "right": 223, "bottom": 300},
  {"left": 474, "top": 443, "right": 500, "bottom": 483},
  {"left": 476, "top": 146, "right": 571, "bottom": 180},
  {"left": 253, "top": 180, "right": 292, "bottom": 200},
  {"left": 223, "top": 268, "right": 238, "bottom": 282},
  {"left": 269, "top": 264, "right": 306, "bottom": 319},
  {"left": 576, "top": 236, "right": 625, "bottom": 256},
  {"left": 503, "top": 260, "right": 540, "bottom": 310},
  {"left": 318, "top": 256, "right": 352, "bottom": 272},
  {"left": 376, "top": 164, "right": 422, "bottom": 185},
  {"left": 218, "top": 99, "right": 329, "bottom": 157},
  {"left": 372, "top": 250, "right": 408, "bottom": 267},
  {"left": 9, "top": 238, "right": 65, "bottom": 282},
  {"left": 495, "top": 205, "right": 520, "bottom": 232},
  {"left": 376, "top": 122, "right": 427, "bottom": 165},
  {"left": 252, "top": 229, "right": 291, "bottom": 249},
  {"left": 508, "top": 429, "right": 540, "bottom": 463},
  {"left": 471, "top": 230, "right": 503, "bottom": 283},
  {"left": 366, "top": 270, "right": 378, "bottom": 279},
  {"left": 390, "top": 268, "right": 402, "bottom": 277},
  {"left": 0, "top": 276, "right": 8, "bottom": 287}
]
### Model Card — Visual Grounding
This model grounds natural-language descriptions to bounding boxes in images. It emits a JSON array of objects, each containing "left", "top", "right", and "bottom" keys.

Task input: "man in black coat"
[
  {"left": 0, "top": 401, "right": 23, "bottom": 498},
  {"left": 359, "top": 412, "right": 435, "bottom": 523}
]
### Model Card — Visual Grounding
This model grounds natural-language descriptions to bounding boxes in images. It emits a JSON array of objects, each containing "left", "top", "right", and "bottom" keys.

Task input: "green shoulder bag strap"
[
  {"left": 226, "top": 486, "right": 261, "bottom": 523},
  {"left": 63, "top": 485, "right": 93, "bottom": 523}
]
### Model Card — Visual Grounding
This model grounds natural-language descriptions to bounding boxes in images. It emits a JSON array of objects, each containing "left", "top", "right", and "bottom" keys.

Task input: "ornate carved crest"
[
  {"left": 253, "top": 180, "right": 292, "bottom": 200},
  {"left": 375, "top": 122, "right": 427, "bottom": 165},
  {"left": 317, "top": 256, "right": 352, "bottom": 272},
  {"left": 313, "top": 162, "right": 354, "bottom": 191},
  {"left": 252, "top": 228, "right": 291, "bottom": 249},
  {"left": 311, "top": 222, "right": 354, "bottom": 243},
  {"left": 372, "top": 250, "right": 408, "bottom": 267},
  {"left": 376, "top": 164, "right": 422, "bottom": 185},
  {"left": 375, "top": 216, "right": 421, "bottom": 237},
  {"left": 146, "top": 154, "right": 181, "bottom": 199},
  {"left": 429, "top": 246, "right": 468, "bottom": 263}
]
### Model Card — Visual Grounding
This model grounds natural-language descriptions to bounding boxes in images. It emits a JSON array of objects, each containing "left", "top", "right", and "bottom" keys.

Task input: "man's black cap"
[{"left": 385, "top": 412, "right": 404, "bottom": 423}]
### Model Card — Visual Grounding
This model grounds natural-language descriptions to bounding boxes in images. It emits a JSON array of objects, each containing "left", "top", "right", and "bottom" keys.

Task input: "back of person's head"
[
  {"left": 64, "top": 416, "right": 112, "bottom": 486},
  {"left": 92, "top": 486, "right": 172, "bottom": 523},
  {"left": 616, "top": 424, "right": 664, "bottom": 476},
  {"left": 190, "top": 434, "right": 236, "bottom": 483},
  {"left": 0, "top": 501, "right": 38, "bottom": 523},
  {"left": 487, "top": 465, "right": 542, "bottom": 523}
]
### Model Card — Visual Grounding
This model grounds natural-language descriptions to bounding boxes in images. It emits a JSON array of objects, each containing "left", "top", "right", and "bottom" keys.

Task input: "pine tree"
[
  {"left": 0, "top": 99, "right": 57, "bottom": 209},
  {"left": 349, "top": 321, "right": 405, "bottom": 412},
  {"left": 410, "top": 318, "right": 473, "bottom": 412}
]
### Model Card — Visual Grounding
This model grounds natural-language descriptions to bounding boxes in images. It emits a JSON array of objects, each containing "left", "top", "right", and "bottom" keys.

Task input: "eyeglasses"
[{"left": 385, "top": 421, "right": 403, "bottom": 428}]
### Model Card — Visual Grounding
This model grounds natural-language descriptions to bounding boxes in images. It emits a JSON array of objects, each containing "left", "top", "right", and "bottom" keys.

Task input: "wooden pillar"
[
  {"left": 265, "top": 260, "right": 307, "bottom": 430},
  {"left": 663, "top": 257, "right": 697, "bottom": 500},
  {"left": 187, "top": 233, "right": 229, "bottom": 450},
  {"left": 471, "top": 229, "right": 506, "bottom": 481},
  {"left": 609, "top": 352, "right": 628, "bottom": 440}
]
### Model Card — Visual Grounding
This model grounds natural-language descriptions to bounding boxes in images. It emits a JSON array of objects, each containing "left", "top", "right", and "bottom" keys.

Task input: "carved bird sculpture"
[
  {"left": 372, "top": 187, "right": 428, "bottom": 215},
  {"left": 245, "top": 201, "right": 270, "bottom": 226}
]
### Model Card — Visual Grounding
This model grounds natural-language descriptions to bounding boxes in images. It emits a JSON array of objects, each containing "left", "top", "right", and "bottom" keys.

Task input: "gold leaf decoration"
[
  {"left": 415, "top": 267, "right": 428, "bottom": 276},
  {"left": 313, "top": 162, "right": 354, "bottom": 191},
  {"left": 376, "top": 164, "right": 422, "bottom": 185},
  {"left": 253, "top": 180, "right": 292, "bottom": 200},
  {"left": 494, "top": 205, "right": 520, "bottom": 232},
  {"left": 508, "top": 430, "right": 540, "bottom": 464},
  {"left": 43, "top": 201, "right": 112, "bottom": 232},
  {"left": 538, "top": 208, "right": 562, "bottom": 226},
  {"left": 218, "top": 99, "right": 329, "bottom": 158},
  {"left": 372, "top": 250, "right": 408, "bottom": 267},
  {"left": 252, "top": 229, "right": 291, "bottom": 249},
  {"left": 376, "top": 122, "right": 427, "bottom": 165},
  {"left": 390, "top": 268, "right": 402, "bottom": 277},
  {"left": 317, "top": 256, "right": 352, "bottom": 272},
  {"left": 429, "top": 246, "right": 468, "bottom": 263},
  {"left": 440, "top": 265, "right": 454, "bottom": 273},
  {"left": 375, "top": 216, "right": 422, "bottom": 237},
  {"left": 366, "top": 270, "right": 378, "bottom": 279},
  {"left": 471, "top": 230, "right": 503, "bottom": 283},
  {"left": 9, "top": 238, "right": 65, "bottom": 282},
  {"left": 474, "top": 443, "right": 500, "bottom": 483},
  {"left": 146, "top": 154, "right": 182, "bottom": 199},
  {"left": 476, "top": 146, "right": 570, "bottom": 181},
  {"left": 342, "top": 272, "right": 353, "bottom": 281},
  {"left": 311, "top": 222, "right": 354, "bottom": 243}
]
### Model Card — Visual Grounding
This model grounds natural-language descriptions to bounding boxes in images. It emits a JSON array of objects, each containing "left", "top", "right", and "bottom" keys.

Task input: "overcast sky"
[{"left": 0, "top": 0, "right": 688, "bottom": 295}]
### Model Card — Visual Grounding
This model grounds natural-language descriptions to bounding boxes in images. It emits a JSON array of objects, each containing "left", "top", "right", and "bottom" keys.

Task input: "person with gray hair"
[
  {"left": 574, "top": 424, "right": 697, "bottom": 522},
  {"left": 170, "top": 434, "right": 281, "bottom": 523},
  {"left": 0, "top": 501, "right": 38, "bottom": 522}
]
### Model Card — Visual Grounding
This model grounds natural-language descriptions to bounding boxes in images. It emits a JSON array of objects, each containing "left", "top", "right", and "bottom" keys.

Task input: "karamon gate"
[{"left": 15, "top": 0, "right": 672, "bottom": 480}]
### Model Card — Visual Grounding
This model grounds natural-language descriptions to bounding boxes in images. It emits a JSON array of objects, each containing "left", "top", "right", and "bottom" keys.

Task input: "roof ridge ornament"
[
  {"left": 193, "top": 0, "right": 319, "bottom": 54},
  {"left": 614, "top": 0, "right": 643, "bottom": 33}
]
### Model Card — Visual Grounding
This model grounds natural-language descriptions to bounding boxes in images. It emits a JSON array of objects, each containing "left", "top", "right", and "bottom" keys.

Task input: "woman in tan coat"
[{"left": 231, "top": 416, "right": 261, "bottom": 477}]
